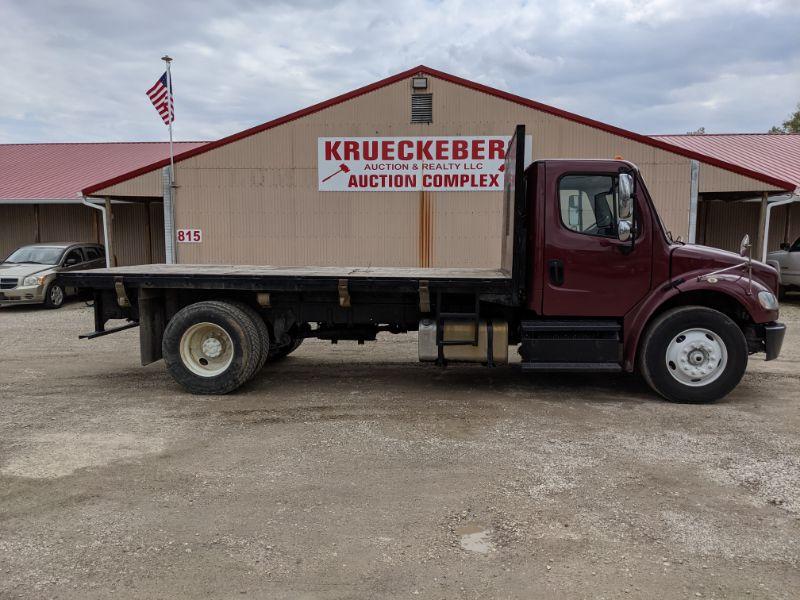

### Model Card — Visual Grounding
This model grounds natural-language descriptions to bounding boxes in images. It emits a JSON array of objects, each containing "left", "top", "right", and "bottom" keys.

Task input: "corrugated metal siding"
[
  {"left": 91, "top": 74, "right": 783, "bottom": 268},
  {"left": 698, "top": 201, "right": 758, "bottom": 252},
  {"left": 111, "top": 202, "right": 160, "bottom": 266},
  {"left": 431, "top": 191, "right": 503, "bottom": 267},
  {"left": 0, "top": 205, "right": 36, "bottom": 259},
  {"left": 100, "top": 170, "right": 163, "bottom": 198},
  {"left": 39, "top": 204, "right": 95, "bottom": 243},
  {"left": 699, "top": 163, "right": 782, "bottom": 194},
  {"left": 149, "top": 201, "right": 166, "bottom": 263},
  {"left": 698, "top": 200, "right": 800, "bottom": 253}
]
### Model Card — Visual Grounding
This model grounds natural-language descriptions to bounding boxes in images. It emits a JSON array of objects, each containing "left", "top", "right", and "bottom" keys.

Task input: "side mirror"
[
  {"left": 617, "top": 173, "right": 634, "bottom": 243},
  {"left": 617, "top": 219, "right": 632, "bottom": 242},
  {"left": 618, "top": 173, "right": 634, "bottom": 219},
  {"left": 740, "top": 234, "right": 751, "bottom": 258},
  {"left": 65, "top": 257, "right": 79, "bottom": 266}
]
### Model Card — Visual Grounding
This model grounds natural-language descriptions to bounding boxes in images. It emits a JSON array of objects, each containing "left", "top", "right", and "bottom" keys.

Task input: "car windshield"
[
  {"left": 4, "top": 246, "right": 65, "bottom": 265},
  {"left": 791, "top": 237, "right": 800, "bottom": 252}
]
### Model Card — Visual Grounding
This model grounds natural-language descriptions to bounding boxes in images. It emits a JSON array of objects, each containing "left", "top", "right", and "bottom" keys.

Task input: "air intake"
[{"left": 411, "top": 93, "right": 433, "bottom": 124}]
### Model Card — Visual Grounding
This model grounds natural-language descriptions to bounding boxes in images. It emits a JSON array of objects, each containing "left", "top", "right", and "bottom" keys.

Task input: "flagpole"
[
  {"left": 161, "top": 55, "right": 175, "bottom": 185},
  {"left": 161, "top": 55, "right": 176, "bottom": 263}
]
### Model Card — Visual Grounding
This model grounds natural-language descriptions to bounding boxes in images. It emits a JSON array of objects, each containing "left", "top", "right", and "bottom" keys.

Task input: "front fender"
[
  {"left": 766, "top": 259, "right": 782, "bottom": 284},
  {"left": 622, "top": 272, "right": 778, "bottom": 372}
]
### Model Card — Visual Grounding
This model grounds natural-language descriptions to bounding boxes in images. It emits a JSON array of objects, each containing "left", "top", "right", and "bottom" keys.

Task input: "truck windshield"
[
  {"left": 791, "top": 237, "right": 800, "bottom": 252},
  {"left": 4, "top": 246, "right": 65, "bottom": 265}
]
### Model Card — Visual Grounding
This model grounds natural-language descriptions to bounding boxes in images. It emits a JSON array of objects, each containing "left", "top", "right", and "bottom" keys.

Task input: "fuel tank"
[{"left": 418, "top": 319, "right": 508, "bottom": 364}]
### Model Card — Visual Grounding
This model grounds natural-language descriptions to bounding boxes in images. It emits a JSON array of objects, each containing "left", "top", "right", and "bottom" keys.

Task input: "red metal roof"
[
  {"left": 82, "top": 65, "right": 797, "bottom": 195},
  {"left": 651, "top": 133, "right": 800, "bottom": 190},
  {"left": 0, "top": 141, "right": 207, "bottom": 201}
]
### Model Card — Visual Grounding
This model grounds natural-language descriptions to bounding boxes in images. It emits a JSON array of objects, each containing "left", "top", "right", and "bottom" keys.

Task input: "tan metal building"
[{"left": 82, "top": 66, "right": 797, "bottom": 269}]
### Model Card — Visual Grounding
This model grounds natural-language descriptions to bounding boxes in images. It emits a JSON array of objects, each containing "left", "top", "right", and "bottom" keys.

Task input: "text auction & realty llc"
[{"left": 318, "top": 135, "right": 533, "bottom": 192}]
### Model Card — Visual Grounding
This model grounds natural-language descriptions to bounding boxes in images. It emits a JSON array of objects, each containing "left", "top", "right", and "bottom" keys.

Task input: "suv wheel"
[{"left": 43, "top": 282, "right": 65, "bottom": 309}]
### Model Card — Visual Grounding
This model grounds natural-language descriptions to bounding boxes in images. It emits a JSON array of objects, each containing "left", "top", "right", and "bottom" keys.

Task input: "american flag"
[{"left": 146, "top": 72, "right": 174, "bottom": 125}]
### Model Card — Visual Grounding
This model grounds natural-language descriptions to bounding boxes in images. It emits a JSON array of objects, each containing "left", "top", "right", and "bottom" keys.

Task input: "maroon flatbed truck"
[{"left": 60, "top": 126, "right": 786, "bottom": 403}]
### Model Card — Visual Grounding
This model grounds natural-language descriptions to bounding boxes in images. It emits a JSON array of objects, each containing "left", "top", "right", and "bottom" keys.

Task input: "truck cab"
[{"left": 505, "top": 124, "right": 784, "bottom": 402}]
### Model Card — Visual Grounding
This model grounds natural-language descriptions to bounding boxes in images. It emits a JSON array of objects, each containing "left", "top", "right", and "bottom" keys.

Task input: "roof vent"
[{"left": 411, "top": 93, "right": 433, "bottom": 124}]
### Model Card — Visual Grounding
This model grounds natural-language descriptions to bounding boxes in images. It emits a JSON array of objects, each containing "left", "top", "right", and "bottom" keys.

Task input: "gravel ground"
[{"left": 1, "top": 297, "right": 799, "bottom": 599}]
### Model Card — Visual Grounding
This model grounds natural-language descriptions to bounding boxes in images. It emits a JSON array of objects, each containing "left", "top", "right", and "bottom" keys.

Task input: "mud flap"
[{"left": 139, "top": 288, "right": 166, "bottom": 365}]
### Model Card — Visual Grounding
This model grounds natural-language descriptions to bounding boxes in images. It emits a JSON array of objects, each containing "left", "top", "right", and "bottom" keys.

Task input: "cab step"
[
  {"left": 519, "top": 319, "right": 623, "bottom": 368},
  {"left": 521, "top": 362, "right": 622, "bottom": 372}
]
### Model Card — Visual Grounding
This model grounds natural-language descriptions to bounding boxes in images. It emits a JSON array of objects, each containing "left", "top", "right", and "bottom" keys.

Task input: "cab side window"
[
  {"left": 559, "top": 174, "right": 618, "bottom": 238},
  {"left": 84, "top": 247, "right": 101, "bottom": 260}
]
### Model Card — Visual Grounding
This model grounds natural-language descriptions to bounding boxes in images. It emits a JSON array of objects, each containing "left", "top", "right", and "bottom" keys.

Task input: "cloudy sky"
[{"left": 1, "top": 0, "right": 798, "bottom": 143}]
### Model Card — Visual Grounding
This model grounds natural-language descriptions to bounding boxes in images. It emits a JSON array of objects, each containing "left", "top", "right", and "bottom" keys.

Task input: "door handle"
[{"left": 548, "top": 259, "right": 564, "bottom": 286}]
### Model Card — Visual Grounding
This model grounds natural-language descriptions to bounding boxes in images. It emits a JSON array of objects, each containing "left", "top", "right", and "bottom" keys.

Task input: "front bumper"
[
  {"left": 0, "top": 285, "right": 46, "bottom": 306},
  {"left": 764, "top": 322, "right": 786, "bottom": 361}
]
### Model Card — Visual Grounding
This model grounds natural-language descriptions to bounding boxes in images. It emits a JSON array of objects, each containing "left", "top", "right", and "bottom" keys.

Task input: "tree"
[
  {"left": 686, "top": 127, "right": 706, "bottom": 135},
  {"left": 769, "top": 103, "right": 800, "bottom": 133}
]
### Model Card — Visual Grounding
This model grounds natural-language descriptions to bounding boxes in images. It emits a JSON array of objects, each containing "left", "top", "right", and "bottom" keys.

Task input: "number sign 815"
[{"left": 176, "top": 229, "right": 202, "bottom": 243}]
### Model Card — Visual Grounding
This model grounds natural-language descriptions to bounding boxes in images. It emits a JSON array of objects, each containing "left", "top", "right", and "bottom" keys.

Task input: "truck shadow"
[{"left": 241, "top": 359, "right": 657, "bottom": 404}]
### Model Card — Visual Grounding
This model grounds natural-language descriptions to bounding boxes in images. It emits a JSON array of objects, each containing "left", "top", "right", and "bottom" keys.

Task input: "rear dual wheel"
[{"left": 162, "top": 300, "right": 269, "bottom": 394}]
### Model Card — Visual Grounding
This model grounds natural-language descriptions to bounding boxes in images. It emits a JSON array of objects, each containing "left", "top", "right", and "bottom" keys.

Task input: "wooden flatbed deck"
[
  {"left": 70, "top": 264, "right": 510, "bottom": 279},
  {"left": 61, "top": 264, "right": 514, "bottom": 297}
]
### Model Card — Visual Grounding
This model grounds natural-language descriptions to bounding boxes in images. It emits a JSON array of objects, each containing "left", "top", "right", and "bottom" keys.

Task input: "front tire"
[
  {"left": 43, "top": 282, "right": 65, "bottom": 309},
  {"left": 639, "top": 306, "right": 748, "bottom": 403},
  {"left": 162, "top": 300, "right": 261, "bottom": 394}
]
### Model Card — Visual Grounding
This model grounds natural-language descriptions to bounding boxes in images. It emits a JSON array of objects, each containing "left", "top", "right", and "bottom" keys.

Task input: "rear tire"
[
  {"left": 162, "top": 300, "right": 261, "bottom": 394},
  {"left": 639, "top": 306, "right": 747, "bottom": 403},
  {"left": 225, "top": 300, "right": 270, "bottom": 371},
  {"left": 43, "top": 282, "right": 65, "bottom": 309}
]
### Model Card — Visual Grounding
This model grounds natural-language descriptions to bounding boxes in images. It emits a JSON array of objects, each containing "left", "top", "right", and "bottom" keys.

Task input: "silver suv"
[
  {"left": 767, "top": 236, "right": 800, "bottom": 299},
  {"left": 0, "top": 243, "right": 105, "bottom": 309}
]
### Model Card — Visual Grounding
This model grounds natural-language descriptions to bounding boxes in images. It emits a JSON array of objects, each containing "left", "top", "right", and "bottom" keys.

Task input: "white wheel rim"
[
  {"left": 179, "top": 322, "right": 234, "bottom": 377},
  {"left": 665, "top": 328, "right": 727, "bottom": 387},
  {"left": 51, "top": 286, "right": 63, "bottom": 305}
]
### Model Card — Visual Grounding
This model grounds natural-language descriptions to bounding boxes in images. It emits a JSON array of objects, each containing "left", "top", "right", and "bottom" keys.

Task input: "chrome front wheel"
[
  {"left": 665, "top": 328, "right": 728, "bottom": 387},
  {"left": 639, "top": 306, "right": 747, "bottom": 403}
]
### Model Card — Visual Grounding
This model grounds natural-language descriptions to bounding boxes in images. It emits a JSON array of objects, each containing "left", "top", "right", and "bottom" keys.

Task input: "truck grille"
[{"left": 0, "top": 277, "right": 18, "bottom": 290}]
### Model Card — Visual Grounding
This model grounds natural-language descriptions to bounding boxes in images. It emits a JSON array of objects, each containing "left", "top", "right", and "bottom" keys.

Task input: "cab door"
[{"left": 541, "top": 162, "right": 652, "bottom": 317}]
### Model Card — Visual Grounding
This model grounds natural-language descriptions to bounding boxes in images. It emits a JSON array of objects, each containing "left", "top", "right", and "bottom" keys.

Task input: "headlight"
[
  {"left": 758, "top": 290, "right": 779, "bottom": 310},
  {"left": 23, "top": 275, "right": 44, "bottom": 286}
]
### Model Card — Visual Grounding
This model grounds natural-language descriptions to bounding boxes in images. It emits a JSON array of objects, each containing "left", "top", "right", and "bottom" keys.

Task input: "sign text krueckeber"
[{"left": 318, "top": 135, "right": 532, "bottom": 192}]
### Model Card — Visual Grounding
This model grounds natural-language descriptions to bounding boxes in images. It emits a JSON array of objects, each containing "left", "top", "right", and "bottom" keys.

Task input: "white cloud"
[{"left": 0, "top": 0, "right": 798, "bottom": 143}]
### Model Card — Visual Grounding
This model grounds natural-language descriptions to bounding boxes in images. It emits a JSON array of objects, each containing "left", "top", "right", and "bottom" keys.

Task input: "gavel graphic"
[{"left": 321, "top": 163, "right": 350, "bottom": 183}]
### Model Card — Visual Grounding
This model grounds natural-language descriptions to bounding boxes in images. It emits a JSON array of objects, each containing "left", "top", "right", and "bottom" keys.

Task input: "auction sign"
[{"left": 318, "top": 135, "right": 532, "bottom": 192}]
